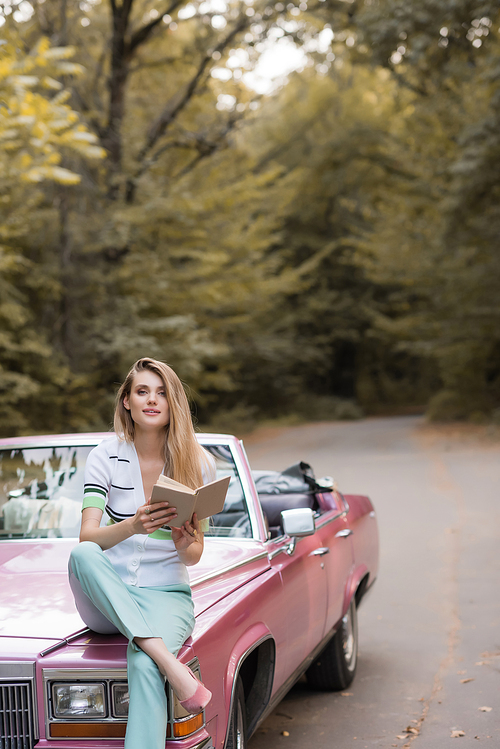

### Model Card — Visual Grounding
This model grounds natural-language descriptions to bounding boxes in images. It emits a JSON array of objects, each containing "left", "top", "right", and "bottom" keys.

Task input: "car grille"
[{"left": 0, "top": 682, "right": 36, "bottom": 749}]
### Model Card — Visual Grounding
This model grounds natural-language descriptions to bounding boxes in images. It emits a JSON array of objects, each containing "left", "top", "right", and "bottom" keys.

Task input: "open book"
[{"left": 150, "top": 473, "right": 230, "bottom": 528}]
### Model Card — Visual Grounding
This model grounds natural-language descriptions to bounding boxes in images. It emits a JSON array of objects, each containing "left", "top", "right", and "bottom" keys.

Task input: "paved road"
[{"left": 243, "top": 416, "right": 500, "bottom": 749}]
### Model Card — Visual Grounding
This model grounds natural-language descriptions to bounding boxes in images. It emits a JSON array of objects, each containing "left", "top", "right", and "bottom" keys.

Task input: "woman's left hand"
[{"left": 171, "top": 512, "right": 202, "bottom": 551}]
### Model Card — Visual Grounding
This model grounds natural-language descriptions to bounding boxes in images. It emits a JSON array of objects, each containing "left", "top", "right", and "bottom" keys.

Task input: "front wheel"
[
  {"left": 306, "top": 597, "right": 358, "bottom": 691},
  {"left": 226, "top": 677, "right": 247, "bottom": 749}
]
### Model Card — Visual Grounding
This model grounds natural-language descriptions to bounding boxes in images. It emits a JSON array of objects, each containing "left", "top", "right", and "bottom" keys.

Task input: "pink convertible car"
[{"left": 0, "top": 432, "right": 378, "bottom": 749}]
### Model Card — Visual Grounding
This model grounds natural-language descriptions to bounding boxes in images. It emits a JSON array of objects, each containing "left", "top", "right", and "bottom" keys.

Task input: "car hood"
[{"left": 0, "top": 538, "right": 268, "bottom": 641}]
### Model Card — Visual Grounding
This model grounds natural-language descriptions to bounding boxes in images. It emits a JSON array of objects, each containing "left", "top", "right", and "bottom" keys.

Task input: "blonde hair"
[{"left": 114, "top": 358, "right": 212, "bottom": 489}]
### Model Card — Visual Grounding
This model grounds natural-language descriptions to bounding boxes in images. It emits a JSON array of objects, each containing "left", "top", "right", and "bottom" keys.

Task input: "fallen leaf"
[
  {"left": 281, "top": 731, "right": 289, "bottom": 737},
  {"left": 451, "top": 730, "right": 465, "bottom": 738},
  {"left": 457, "top": 670, "right": 467, "bottom": 674},
  {"left": 478, "top": 706, "right": 492, "bottom": 712},
  {"left": 476, "top": 661, "right": 488, "bottom": 666},
  {"left": 460, "top": 678, "right": 475, "bottom": 684},
  {"left": 406, "top": 727, "right": 419, "bottom": 735},
  {"left": 396, "top": 735, "right": 409, "bottom": 740},
  {"left": 341, "top": 692, "right": 353, "bottom": 696}
]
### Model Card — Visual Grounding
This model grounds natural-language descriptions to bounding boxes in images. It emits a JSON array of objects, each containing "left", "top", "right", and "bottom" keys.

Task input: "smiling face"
[{"left": 122, "top": 370, "right": 170, "bottom": 432}]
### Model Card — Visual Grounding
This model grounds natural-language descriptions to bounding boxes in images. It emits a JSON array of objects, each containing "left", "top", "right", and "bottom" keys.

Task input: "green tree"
[
  {"left": 340, "top": 0, "right": 500, "bottom": 419},
  {"left": 2, "top": 0, "right": 328, "bottom": 428},
  {"left": 0, "top": 27, "right": 104, "bottom": 434}
]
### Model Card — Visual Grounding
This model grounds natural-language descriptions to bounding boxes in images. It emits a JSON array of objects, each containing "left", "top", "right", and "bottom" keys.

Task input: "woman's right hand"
[{"left": 129, "top": 500, "right": 177, "bottom": 535}]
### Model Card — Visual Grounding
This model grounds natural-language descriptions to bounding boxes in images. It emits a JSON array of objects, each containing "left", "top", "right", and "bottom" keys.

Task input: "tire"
[
  {"left": 226, "top": 677, "right": 247, "bottom": 749},
  {"left": 306, "top": 597, "right": 358, "bottom": 691}
]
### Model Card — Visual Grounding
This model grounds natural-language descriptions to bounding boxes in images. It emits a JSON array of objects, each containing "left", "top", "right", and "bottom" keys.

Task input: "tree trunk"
[{"left": 101, "top": 1, "right": 134, "bottom": 193}]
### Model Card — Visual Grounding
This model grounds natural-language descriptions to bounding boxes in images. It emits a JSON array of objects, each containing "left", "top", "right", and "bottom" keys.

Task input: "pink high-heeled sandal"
[{"left": 179, "top": 666, "right": 212, "bottom": 714}]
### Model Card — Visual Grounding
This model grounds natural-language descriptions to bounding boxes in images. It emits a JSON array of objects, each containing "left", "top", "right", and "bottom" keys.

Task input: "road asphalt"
[{"left": 243, "top": 416, "right": 500, "bottom": 749}]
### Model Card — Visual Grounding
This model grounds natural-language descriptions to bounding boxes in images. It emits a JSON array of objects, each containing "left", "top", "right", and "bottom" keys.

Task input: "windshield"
[
  {"left": 0, "top": 445, "right": 94, "bottom": 539},
  {"left": 0, "top": 441, "right": 253, "bottom": 540}
]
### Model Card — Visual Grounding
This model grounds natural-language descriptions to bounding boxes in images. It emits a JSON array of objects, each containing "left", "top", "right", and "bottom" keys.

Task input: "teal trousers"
[{"left": 68, "top": 541, "right": 195, "bottom": 749}]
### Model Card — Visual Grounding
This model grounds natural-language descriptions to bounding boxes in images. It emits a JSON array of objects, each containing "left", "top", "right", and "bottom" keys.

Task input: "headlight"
[
  {"left": 111, "top": 683, "right": 129, "bottom": 717},
  {"left": 52, "top": 683, "right": 106, "bottom": 718}
]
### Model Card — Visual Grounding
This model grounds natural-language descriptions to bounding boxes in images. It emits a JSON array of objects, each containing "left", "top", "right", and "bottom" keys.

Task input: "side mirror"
[{"left": 281, "top": 507, "right": 316, "bottom": 538}]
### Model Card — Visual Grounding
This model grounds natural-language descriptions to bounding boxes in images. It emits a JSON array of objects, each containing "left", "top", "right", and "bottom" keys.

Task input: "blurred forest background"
[{"left": 1, "top": 0, "right": 499, "bottom": 436}]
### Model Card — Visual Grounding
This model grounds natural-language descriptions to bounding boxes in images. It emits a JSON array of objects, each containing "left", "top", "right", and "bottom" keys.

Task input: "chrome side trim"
[
  {"left": 190, "top": 551, "right": 268, "bottom": 589},
  {"left": 316, "top": 509, "right": 348, "bottom": 529}
]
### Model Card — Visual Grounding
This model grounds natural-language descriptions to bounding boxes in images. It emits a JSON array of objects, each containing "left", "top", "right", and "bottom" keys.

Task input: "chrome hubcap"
[
  {"left": 342, "top": 600, "right": 357, "bottom": 672},
  {"left": 235, "top": 699, "right": 245, "bottom": 748}
]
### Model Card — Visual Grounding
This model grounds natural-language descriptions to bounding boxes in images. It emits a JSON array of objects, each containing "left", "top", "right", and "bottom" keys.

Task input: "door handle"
[
  {"left": 310, "top": 547, "right": 330, "bottom": 556},
  {"left": 335, "top": 529, "right": 353, "bottom": 539}
]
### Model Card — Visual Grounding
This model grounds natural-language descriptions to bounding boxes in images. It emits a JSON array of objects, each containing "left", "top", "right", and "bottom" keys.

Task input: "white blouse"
[{"left": 82, "top": 435, "right": 215, "bottom": 587}]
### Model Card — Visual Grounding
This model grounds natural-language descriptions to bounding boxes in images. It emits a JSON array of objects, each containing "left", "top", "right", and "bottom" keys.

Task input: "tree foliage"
[
  {"left": 0, "top": 0, "right": 498, "bottom": 435},
  {"left": 333, "top": 0, "right": 500, "bottom": 419},
  {"left": 0, "top": 24, "right": 104, "bottom": 432}
]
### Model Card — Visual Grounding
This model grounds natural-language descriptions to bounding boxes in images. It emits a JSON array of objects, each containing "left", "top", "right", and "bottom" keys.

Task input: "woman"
[{"left": 68, "top": 357, "right": 215, "bottom": 748}]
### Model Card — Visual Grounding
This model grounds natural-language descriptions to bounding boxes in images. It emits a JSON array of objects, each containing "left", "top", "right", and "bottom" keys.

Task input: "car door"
[
  {"left": 314, "top": 492, "right": 355, "bottom": 635},
  {"left": 266, "top": 529, "right": 328, "bottom": 680}
]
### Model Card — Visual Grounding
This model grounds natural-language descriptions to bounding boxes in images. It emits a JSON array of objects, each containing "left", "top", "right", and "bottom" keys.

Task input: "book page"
[
  {"left": 194, "top": 476, "right": 231, "bottom": 520},
  {"left": 156, "top": 474, "right": 194, "bottom": 494}
]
